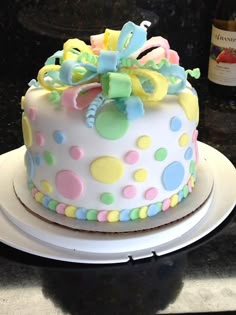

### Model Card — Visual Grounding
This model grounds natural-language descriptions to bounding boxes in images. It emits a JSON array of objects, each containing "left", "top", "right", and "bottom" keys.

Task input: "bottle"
[{"left": 208, "top": 0, "right": 236, "bottom": 99}]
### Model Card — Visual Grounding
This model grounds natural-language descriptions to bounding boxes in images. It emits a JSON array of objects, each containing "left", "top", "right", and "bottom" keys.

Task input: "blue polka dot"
[
  {"left": 24, "top": 150, "right": 34, "bottom": 181},
  {"left": 76, "top": 208, "right": 87, "bottom": 220},
  {"left": 184, "top": 147, "right": 193, "bottom": 160},
  {"left": 42, "top": 196, "right": 51, "bottom": 207},
  {"left": 53, "top": 130, "right": 66, "bottom": 144},
  {"left": 34, "top": 153, "right": 43, "bottom": 166},
  {"left": 120, "top": 209, "right": 130, "bottom": 221},
  {"left": 162, "top": 161, "right": 185, "bottom": 191},
  {"left": 170, "top": 117, "right": 182, "bottom": 132},
  {"left": 147, "top": 203, "right": 162, "bottom": 217}
]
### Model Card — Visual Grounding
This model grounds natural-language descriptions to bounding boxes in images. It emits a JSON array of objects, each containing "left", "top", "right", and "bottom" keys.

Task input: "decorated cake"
[{"left": 21, "top": 21, "right": 200, "bottom": 223}]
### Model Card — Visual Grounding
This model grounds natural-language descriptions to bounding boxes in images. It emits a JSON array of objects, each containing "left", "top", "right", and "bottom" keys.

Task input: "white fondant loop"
[{"left": 140, "top": 20, "right": 152, "bottom": 30}]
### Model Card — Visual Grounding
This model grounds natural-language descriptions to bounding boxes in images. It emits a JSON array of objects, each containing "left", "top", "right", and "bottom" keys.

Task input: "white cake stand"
[{"left": 0, "top": 142, "right": 235, "bottom": 264}]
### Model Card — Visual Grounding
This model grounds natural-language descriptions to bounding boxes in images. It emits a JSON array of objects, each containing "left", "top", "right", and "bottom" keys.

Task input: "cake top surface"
[{"left": 28, "top": 21, "right": 200, "bottom": 127}]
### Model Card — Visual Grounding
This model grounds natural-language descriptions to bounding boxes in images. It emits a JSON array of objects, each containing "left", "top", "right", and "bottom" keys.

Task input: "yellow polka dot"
[
  {"left": 136, "top": 135, "right": 152, "bottom": 149},
  {"left": 179, "top": 133, "right": 189, "bottom": 147},
  {"left": 41, "top": 180, "right": 53, "bottom": 194},
  {"left": 90, "top": 156, "right": 124, "bottom": 184},
  {"left": 170, "top": 194, "right": 179, "bottom": 207},
  {"left": 107, "top": 210, "right": 119, "bottom": 222},
  {"left": 178, "top": 93, "right": 199, "bottom": 124},
  {"left": 22, "top": 114, "right": 32, "bottom": 148},
  {"left": 190, "top": 175, "right": 195, "bottom": 187},
  {"left": 139, "top": 206, "right": 148, "bottom": 219},
  {"left": 65, "top": 206, "right": 77, "bottom": 218},
  {"left": 21, "top": 96, "right": 25, "bottom": 109},
  {"left": 134, "top": 169, "right": 148, "bottom": 182},
  {"left": 35, "top": 192, "right": 44, "bottom": 203}
]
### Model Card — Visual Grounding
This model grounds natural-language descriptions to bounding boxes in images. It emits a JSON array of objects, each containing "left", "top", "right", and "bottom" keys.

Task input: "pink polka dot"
[
  {"left": 35, "top": 131, "right": 45, "bottom": 146},
  {"left": 56, "top": 170, "right": 84, "bottom": 200},
  {"left": 162, "top": 198, "right": 170, "bottom": 211},
  {"left": 192, "top": 129, "right": 198, "bottom": 142},
  {"left": 144, "top": 187, "right": 158, "bottom": 200},
  {"left": 69, "top": 146, "right": 84, "bottom": 160},
  {"left": 124, "top": 150, "right": 140, "bottom": 164},
  {"left": 122, "top": 185, "right": 137, "bottom": 199},
  {"left": 97, "top": 210, "right": 108, "bottom": 222},
  {"left": 28, "top": 107, "right": 37, "bottom": 121},
  {"left": 56, "top": 203, "right": 66, "bottom": 215}
]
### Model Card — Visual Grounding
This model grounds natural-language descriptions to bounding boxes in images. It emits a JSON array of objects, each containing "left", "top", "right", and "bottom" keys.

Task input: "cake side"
[{"left": 21, "top": 21, "right": 200, "bottom": 222}]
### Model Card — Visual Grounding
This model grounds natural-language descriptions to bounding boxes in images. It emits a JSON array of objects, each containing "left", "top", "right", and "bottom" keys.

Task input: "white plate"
[{"left": 0, "top": 142, "right": 235, "bottom": 264}]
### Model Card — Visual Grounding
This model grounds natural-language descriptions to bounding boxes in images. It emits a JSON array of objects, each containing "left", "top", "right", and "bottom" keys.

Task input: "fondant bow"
[{"left": 35, "top": 21, "right": 200, "bottom": 127}]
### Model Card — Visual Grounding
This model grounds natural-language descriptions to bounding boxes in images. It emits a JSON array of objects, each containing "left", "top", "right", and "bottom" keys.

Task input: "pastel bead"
[
  {"left": 35, "top": 192, "right": 44, "bottom": 203},
  {"left": 56, "top": 203, "right": 66, "bottom": 215},
  {"left": 65, "top": 206, "right": 77, "bottom": 218},
  {"left": 139, "top": 206, "right": 148, "bottom": 219},
  {"left": 97, "top": 210, "right": 108, "bottom": 222},
  {"left": 162, "top": 198, "right": 170, "bottom": 211},
  {"left": 170, "top": 194, "right": 179, "bottom": 207},
  {"left": 107, "top": 210, "right": 119, "bottom": 222}
]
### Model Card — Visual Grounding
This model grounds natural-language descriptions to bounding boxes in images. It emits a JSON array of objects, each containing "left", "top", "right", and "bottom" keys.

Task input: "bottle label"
[{"left": 208, "top": 25, "right": 236, "bottom": 86}]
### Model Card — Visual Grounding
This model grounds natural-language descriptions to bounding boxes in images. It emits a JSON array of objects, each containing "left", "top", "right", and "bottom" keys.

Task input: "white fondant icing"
[{"left": 23, "top": 84, "right": 198, "bottom": 211}]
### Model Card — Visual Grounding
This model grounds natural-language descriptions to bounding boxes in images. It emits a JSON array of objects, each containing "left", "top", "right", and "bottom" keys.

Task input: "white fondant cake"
[{"left": 21, "top": 21, "right": 200, "bottom": 223}]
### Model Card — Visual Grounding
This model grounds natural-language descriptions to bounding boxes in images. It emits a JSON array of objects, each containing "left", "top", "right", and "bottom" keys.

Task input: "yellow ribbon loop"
[
  {"left": 103, "top": 29, "right": 121, "bottom": 51},
  {"left": 37, "top": 65, "right": 68, "bottom": 91},
  {"left": 121, "top": 68, "right": 168, "bottom": 105},
  {"left": 63, "top": 38, "right": 94, "bottom": 61}
]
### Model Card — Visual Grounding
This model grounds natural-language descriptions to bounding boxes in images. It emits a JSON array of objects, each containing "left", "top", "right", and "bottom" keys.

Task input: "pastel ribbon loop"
[
  {"left": 158, "top": 64, "right": 187, "bottom": 94},
  {"left": 97, "top": 50, "right": 120, "bottom": 74},
  {"left": 63, "top": 38, "right": 93, "bottom": 61},
  {"left": 101, "top": 72, "right": 132, "bottom": 98},
  {"left": 122, "top": 68, "right": 168, "bottom": 104},
  {"left": 59, "top": 59, "right": 98, "bottom": 86},
  {"left": 116, "top": 96, "right": 144, "bottom": 120},
  {"left": 45, "top": 50, "right": 63, "bottom": 65},
  {"left": 61, "top": 83, "right": 102, "bottom": 110},
  {"left": 37, "top": 65, "right": 68, "bottom": 91},
  {"left": 117, "top": 21, "right": 147, "bottom": 58}
]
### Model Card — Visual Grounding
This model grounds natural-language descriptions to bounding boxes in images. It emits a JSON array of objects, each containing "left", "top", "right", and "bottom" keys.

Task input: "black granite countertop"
[{"left": 1, "top": 1, "right": 236, "bottom": 314}]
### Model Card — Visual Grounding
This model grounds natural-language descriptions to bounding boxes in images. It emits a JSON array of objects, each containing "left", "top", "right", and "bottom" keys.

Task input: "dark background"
[{"left": 2, "top": 0, "right": 217, "bottom": 80}]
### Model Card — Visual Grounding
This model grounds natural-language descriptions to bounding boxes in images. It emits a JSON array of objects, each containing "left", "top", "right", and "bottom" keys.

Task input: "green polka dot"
[
  {"left": 130, "top": 208, "right": 139, "bottom": 220},
  {"left": 48, "top": 200, "right": 58, "bottom": 211},
  {"left": 100, "top": 192, "right": 115, "bottom": 205},
  {"left": 44, "top": 151, "right": 56, "bottom": 166},
  {"left": 86, "top": 209, "right": 98, "bottom": 221},
  {"left": 154, "top": 148, "right": 168, "bottom": 161},
  {"left": 95, "top": 105, "right": 129, "bottom": 140},
  {"left": 183, "top": 185, "right": 189, "bottom": 198},
  {"left": 189, "top": 160, "right": 196, "bottom": 175}
]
